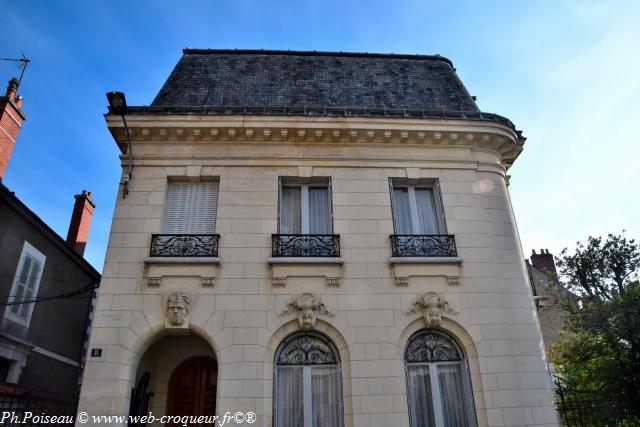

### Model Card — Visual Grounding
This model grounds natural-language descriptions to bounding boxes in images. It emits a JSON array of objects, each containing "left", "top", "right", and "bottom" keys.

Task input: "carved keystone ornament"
[
  {"left": 165, "top": 291, "right": 191, "bottom": 331},
  {"left": 281, "top": 293, "right": 334, "bottom": 330},
  {"left": 406, "top": 292, "right": 458, "bottom": 327}
]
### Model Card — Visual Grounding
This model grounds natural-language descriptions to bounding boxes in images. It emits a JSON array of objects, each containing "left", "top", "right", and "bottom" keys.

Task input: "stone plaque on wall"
[{"left": 95, "top": 311, "right": 131, "bottom": 328}]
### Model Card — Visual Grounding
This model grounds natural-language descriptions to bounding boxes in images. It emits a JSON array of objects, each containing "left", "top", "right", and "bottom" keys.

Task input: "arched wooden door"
[{"left": 167, "top": 356, "right": 217, "bottom": 425}]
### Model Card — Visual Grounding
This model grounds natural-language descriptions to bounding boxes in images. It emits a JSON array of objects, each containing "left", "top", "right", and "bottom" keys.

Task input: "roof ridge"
[{"left": 181, "top": 48, "right": 454, "bottom": 67}]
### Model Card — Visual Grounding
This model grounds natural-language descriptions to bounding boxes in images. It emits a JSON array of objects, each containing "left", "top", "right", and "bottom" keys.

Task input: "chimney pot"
[
  {"left": 5, "top": 78, "right": 19, "bottom": 100},
  {"left": 66, "top": 190, "right": 96, "bottom": 256},
  {"left": 530, "top": 248, "right": 557, "bottom": 275},
  {"left": 14, "top": 95, "right": 23, "bottom": 108}
]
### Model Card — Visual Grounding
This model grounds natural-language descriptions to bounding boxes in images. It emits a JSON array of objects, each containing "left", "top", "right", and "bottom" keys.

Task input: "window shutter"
[
  {"left": 11, "top": 254, "right": 41, "bottom": 319},
  {"left": 163, "top": 182, "right": 183, "bottom": 233},
  {"left": 163, "top": 182, "right": 218, "bottom": 234}
]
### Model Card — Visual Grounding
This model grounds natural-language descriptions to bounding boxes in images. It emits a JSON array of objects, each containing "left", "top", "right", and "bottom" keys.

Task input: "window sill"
[
  {"left": 267, "top": 257, "right": 344, "bottom": 265},
  {"left": 143, "top": 257, "right": 222, "bottom": 265},
  {"left": 389, "top": 256, "right": 463, "bottom": 265},
  {"left": 143, "top": 257, "right": 221, "bottom": 288},
  {"left": 389, "top": 257, "right": 463, "bottom": 287},
  {"left": 268, "top": 257, "right": 344, "bottom": 287}
]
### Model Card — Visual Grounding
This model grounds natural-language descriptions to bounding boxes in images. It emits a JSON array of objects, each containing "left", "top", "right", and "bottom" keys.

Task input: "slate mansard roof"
[{"left": 122, "top": 49, "right": 517, "bottom": 130}]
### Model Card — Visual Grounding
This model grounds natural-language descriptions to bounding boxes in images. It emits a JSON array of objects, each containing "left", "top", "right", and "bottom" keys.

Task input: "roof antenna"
[{"left": 1, "top": 52, "right": 30, "bottom": 89}]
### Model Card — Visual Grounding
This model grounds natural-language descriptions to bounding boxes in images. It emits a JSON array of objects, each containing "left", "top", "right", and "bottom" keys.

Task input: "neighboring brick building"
[
  {"left": 0, "top": 78, "right": 100, "bottom": 398},
  {"left": 78, "top": 50, "right": 559, "bottom": 427},
  {"left": 527, "top": 250, "right": 568, "bottom": 359}
]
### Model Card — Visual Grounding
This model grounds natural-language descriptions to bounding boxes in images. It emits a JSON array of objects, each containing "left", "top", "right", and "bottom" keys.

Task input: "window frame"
[
  {"left": 161, "top": 179, "right": 220, "bottom": 234},
  {"left": 3, "top": 241, "right": 46, "bottom": 327},
  {"left": 278, "top": 177, "right": 334, "bottom": 234},
  {"left": 389, "top": 178, "right": 447, "bottom": 235},
  {"left": 273, "top": 331, "right": 344, "bottom": 427},
  {"left": 404, "top": 329, "right": 477, "bottom": 427}
]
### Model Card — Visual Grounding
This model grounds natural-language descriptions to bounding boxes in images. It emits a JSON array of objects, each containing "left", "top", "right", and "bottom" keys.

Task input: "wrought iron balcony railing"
[
  {"left": 272, "top": 234, "right": 341, "bottom": 257},
  {"left": 150, "top": 234, "right": 220, "bottom": 257},
  {"left": 390, "top": 234, "right": 457, "bottom": 257}
]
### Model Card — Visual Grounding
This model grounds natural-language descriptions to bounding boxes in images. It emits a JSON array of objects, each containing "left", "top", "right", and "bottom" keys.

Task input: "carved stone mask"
[
  {"left": 296, "top": 294, "right": 319, "bottom": 330},
  {"left": 166, "top": 292, "right": 190, "bottom": 327},
  {"left": 423, "top": 293, "right": 443, "bottom": 326},
  {"left": 406, "top": 292, "right": 457, "bottom": 328},
  {"left": 282, "top": 293, "right": 334, "bottom": 330}
]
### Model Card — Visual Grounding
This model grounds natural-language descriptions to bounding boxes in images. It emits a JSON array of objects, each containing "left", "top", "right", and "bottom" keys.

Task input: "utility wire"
[
  {"left": 0, "top": 282, "right": 99, "bottom": 307},
  {"left": 0, "top": 273, "right": 101, "bottom": 283}
]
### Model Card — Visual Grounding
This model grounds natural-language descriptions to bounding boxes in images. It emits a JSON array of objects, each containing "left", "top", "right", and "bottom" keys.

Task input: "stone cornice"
[{"left": 106, "top": 115, "right": 524, "bottom": 169}]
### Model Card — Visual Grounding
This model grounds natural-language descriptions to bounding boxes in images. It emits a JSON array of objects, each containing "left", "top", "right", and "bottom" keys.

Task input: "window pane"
[
  {"left": 308, "top": 187, "right": 331, "bottom": 234},
  {"left": 437, "top": 364, "right": 469, "bottom": 427},
  {"left": 407, "top": 365, "right": 436, "bottom": 427},
  {"left": 281, "top": 187, "right": 302, "bottom": 234},
  {"left": 311, "top": 366, "right": 340, "bottom": 427},
  {"left": 393, "top": 188, "right": 413, "bottom": 234},
  {"left": 275, "top": 366, "right": 304, "bottom": 427},
  {"left": 414, "top": 188, "right": 438, "bottom": 234}
]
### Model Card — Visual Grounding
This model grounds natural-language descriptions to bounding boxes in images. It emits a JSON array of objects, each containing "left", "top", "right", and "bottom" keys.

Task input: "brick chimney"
[
  {"left": 530, "top": 249, "right": 557, "bottom": 275},
  {"left": 0, "top": 78, "right": 26, "bottom": 180},
  {"left": 66, "top": 190, "right": 95, "bottom": 256}
]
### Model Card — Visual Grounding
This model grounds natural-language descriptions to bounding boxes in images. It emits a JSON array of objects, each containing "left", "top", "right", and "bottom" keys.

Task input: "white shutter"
[
  {"left": 11, "top": 253, "right": 41, "bottom": 319},
  {"left": 163, "top": 181, "right": 218, "bottom": 234}
]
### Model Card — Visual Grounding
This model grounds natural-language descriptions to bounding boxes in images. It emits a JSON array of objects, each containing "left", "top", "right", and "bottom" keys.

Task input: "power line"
[
  {"left": 0, "top": 282, "right": 99, "bottom": 307},
  {"left": 0, "top": 273, "right": 100, "bottom": 283}
]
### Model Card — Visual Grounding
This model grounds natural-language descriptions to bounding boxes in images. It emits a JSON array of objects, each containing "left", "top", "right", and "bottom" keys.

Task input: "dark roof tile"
[{"left": 151, "top": 49, "right": 480, "bottom": 113}]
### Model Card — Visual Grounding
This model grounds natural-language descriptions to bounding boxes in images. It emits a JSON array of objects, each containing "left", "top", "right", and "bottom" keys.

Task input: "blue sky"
[{"left": 1, "top": 0, "right": 638, "bottom": 270}]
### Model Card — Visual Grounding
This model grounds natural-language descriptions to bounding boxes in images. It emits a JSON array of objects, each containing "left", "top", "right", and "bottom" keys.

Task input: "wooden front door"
[{"left": 167, "top": 357, "right": 217, "bottom": 424}]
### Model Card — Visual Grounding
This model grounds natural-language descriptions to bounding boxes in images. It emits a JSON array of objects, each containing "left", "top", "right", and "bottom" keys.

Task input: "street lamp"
[{"left": 106, "top": 91, "right": 133, "bottom": 198}]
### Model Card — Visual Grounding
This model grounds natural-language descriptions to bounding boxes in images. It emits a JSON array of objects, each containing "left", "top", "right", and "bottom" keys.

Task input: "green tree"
[{"left": 551, "top": 233, "right": 640, "bottom": 423}]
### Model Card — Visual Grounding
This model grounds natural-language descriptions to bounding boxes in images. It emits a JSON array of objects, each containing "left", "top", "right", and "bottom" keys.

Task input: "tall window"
[
  {"left": 390, "top": 180, "right": 444, "bottom": 235},
  {"left": 279, "top": 180, "right": 332, "bottom": 234},
  {"left": 405, "top": 330, "right": 476, "bottom": 427},
  {"left": 274, "top": 332, "right": 343, "bottom": 427},
  {"left": 162, "top": 181, "right": 218, "bottom": 233},
  {"left": 4, "top": 242, "right": 46, "bottom": 327}
]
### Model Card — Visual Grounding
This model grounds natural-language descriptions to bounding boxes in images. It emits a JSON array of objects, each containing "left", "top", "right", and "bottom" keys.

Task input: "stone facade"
[{"left": 78, "top": 51, "right": 558, "bottom": 427}]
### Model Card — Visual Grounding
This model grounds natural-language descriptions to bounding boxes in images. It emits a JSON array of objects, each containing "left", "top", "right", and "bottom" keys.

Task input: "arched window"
[
  {"left": 274, "top": 331, "right": 343, "bottom": 427},
  {"left": 405, "top": 330, "right": 476, "bottom": 427}
]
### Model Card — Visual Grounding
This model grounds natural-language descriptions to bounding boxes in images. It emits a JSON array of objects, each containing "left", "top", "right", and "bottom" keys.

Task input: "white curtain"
[
  {"left": 407, "top": 365, "right": 436, "bottom": 427},
  {"left": 311, "top": 366, "right": 339, "bottom": 427},
  {"left": 281, "top": 186, "right": 302, "bottom": 234},
  {"left": 276, "top": 367, "right": 304, "bottom": 427},
  {"left": 437, "top": 364, "right": 468, "bottom": 427},
  {"left": 308, "top": 187, "right": 331, "bottom": 234},
  {"left": 414, "top": 188, "right": 438, "bottom": 234},
  {"left": 393, "top": 188, "right": 413, "bottom": 234}
]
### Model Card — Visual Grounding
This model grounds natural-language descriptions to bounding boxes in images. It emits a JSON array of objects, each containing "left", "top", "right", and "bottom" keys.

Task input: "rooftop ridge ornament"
[{"left": 406, "top": 292, "right": 458, "bottom": 327}]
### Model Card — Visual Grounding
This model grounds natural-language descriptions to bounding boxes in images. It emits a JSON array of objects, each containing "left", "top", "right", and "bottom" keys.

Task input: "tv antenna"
[{"left": 1, "top": 52, "right": 30, "bottom": 89}]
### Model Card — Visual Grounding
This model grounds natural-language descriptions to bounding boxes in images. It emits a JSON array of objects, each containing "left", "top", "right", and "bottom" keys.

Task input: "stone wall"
[{"left": 78, "top": 117, "right": 559, "bottom": 427}]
